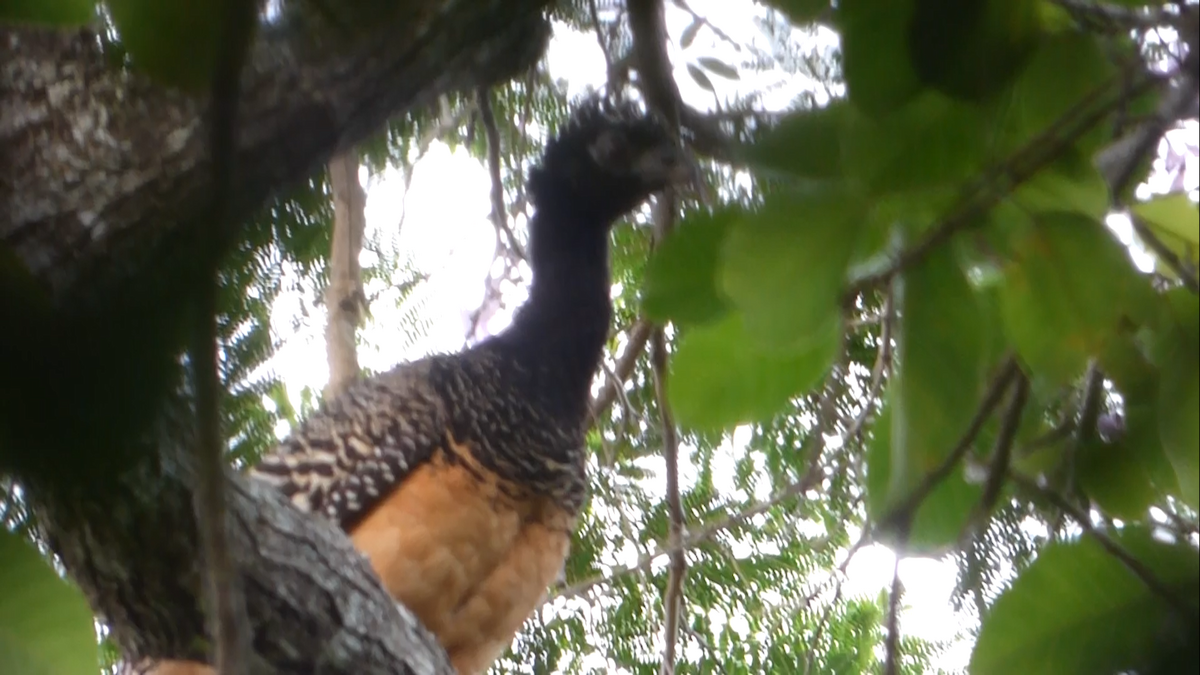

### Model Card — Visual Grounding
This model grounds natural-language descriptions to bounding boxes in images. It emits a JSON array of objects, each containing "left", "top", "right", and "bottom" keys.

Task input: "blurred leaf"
[
  {"left": 1000, "top": 212, "right": 1146, "bottom": 384},
  {"left": 843, "top": 91, "right": 991, "bottom": 198},
  {"left": 0, "top": 530, "right": 98, "bottom": 675},
  {"left": 680, "top": 19, "right": 702, "bottom": 48},
  {"left": 1011, "top": 149, "right": 1110, "bottom": 220},
  {"left": 642, "top": 208, "right": 737, "bottom": 326},
  {"left": 1077, "top": 433, "right": 1168, "bottom": 522},
  {"left": 720, "top": 190, "right": 866, "bottom": 349},
  {"left": 0, "top": 0, "right": 93, "bottom": 25},
  {"left": 739, "top": 102, "right": 846, "bottom": 182},
  {"left": 1132, "top": 193, "right": 1200, "bottom": 279},
  {"left": 669, "top": 313, "right": 838, "bottom": 432},
  {"left": 1157, "top": 289, "right": 1199, "bottom": 508},
  {"left": 837, "top": 0, "right": 922, "bottom": 116},
  {"left": 687, "top": 64, "right": 716, "bottom": 93},
  {"left": 971, "top": 527, "right": 1200, "bottom": 675},
  {"left": 987, "top": 32, "right": 1117, "bottom": 154},
  {"left": 876, "top": 243, "right": 985, "bottom": 552},
  {"left": 698, "top": 57, "right": 739, "bottom": 80},
  {"left": 909, "top": 0, "right": 1042, "bottom": 102},
  {"left": 1132, "top": 194, "right": 1200, "bottom": 246},
  {"left": 105, "top": 0, "right": 228, "bottom": 91}
]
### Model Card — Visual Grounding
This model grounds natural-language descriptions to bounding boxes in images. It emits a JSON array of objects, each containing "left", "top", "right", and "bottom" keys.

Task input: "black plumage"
[{"left": 251, "top": 98, "right": 693, "bottom": 526}]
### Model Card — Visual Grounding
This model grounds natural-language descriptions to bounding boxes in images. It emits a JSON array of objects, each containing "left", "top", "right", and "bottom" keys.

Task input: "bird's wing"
[{"left": 249, "top": 360, "right": 446, "bottom": 529}]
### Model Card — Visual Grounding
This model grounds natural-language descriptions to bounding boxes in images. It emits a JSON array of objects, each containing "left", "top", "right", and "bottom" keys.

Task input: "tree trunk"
[{"left": 0, "top": 1, "right": 552, "bottom": 671}]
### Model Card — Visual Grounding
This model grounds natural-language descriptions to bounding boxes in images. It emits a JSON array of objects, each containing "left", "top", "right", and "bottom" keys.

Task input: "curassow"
[{"left": 143, "top": 99, "right": 695, "bottom": 675}]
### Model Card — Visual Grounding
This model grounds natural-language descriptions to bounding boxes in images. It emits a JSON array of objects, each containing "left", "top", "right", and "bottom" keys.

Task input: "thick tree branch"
[
  {"left": 33, "top": 408, "right": 453, "bottom": 674},
  {"left": 2, "top": 0, "right": 551, "bottom": 308}
]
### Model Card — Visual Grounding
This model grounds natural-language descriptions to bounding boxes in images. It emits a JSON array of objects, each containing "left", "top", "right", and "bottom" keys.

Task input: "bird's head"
[{"left": 528, "top": 99, "right": 698, "bottom": 227}]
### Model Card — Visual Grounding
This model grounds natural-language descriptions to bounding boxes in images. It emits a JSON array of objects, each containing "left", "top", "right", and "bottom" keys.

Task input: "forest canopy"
[{"left": 1, "top": 1, "right": 1197, "bottom": 674}]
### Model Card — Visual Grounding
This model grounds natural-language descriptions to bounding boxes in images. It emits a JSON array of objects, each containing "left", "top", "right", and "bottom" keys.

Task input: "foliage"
[
  {"left": 0, "top": 529, "right": 98, "bottom": 675},
  {"left": 639, "top": 0, "right": 1199, "bottom": 672},
  {"left": 2, "top": 0, "right": 1198, "bottom": 674}
]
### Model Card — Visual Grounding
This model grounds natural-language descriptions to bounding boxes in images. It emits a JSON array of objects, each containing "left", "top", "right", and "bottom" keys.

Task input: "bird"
[{"left": 137, "top": 98, "right": 695, "bottom": 675}]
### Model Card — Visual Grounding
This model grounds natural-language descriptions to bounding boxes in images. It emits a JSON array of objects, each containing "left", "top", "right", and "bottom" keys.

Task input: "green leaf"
[
  {"left": 1133, "top": 194, "right": 1200, "bottom": 246},
  {"left": 719, "top": 190, "right": 867, "bottom": 349},
  {"left": 1000, "top": 212, "right": 1146, "bottom": 384},
  {"left": 739, "top": 103, "right": 846, "bottom": 182},
  {"left": 1077, "top": 433, "right": 1167, "bottom": 522},
  {"left": 908, "top": 0, "right": 1042, "bottom": 102},
  {"left": 1132, "top": 193, "right": 1200, "bottom": 280},
  {"left": 971, "top": 527, "right": 1200, "bottom": 675},
  {"left": 1011, "top": 149, "right": 1111, "bottom": 220},
  {"left": 842, "top": 91, "right": 992, "bottom": 198},
  {"left": 987, "top": 32, "right": 1117, "bottom": 154},
  {"left": 1157, "top": 289, "right": 1199, "bottom": 508},
  {"left": 0, "top": 530, "right": 99, "bottom": 675},
  {"left": 867, "top": 402, "right": 984, "bottom": 555},
  {"left": 641, "top": 208, "right": 736, "bottom": 326},
  {"left": 877, "top": 243, "right": 985, "bottom": 552},
  {"left": 105, "top": 0, "right": 226, "bottom": 91},
  {"left": 0, "top": 0, "right": 93, "bottom": 25},
  {"left": 837, "top": 0, "right": 922, "bottom": 116},
  {"left": 669, "top": 313, "right": 839, "bottom": 432}
]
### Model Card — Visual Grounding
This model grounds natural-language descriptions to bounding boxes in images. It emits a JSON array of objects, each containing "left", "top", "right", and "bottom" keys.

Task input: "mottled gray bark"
[
  {"left": 2, "top": 0, "right": 550, "bottom": 306},
  {"left": 1, "top": 1, "right": 552, "bottom": 671}
]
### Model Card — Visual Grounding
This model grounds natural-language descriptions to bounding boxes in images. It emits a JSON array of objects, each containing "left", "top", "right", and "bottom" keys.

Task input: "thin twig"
[
  {"left": 843, "top": 289, "right": 894, "bottom": 445},
  {"left": 1052, "top": 362, "right": 1104, "bottom": 538},
  {"left": 1018, "top": 420, "right": 1077, "bottom": 454},
  {"left": 1098, "top": 49, "right": 1199, "bottom": 199},
  {"left": 589, "top": 319, "right": 653, "bottom": 422},
  {"left": 673, "top": 0, "right": 742, "bottom": 51},
  {"left": 1010, "top": 471, "right": 1200, "bottom": 621},
  {"left": 975, "top": 371, "right": 1030, "bottom": 522},
  {"left": 1159, "top": 505, "right": 1200, "bottom": 539},
  {"left": 882, "top": 357, "right": 1021, "bottom": 533},
  {"left": 551, "top": 474, "right": 819, "bottom": 604},
  {"left": 845, "top": 63, "right": 1161, "bottom": 300},
  {"left": 1131, "top": 214, "right": 1199, "bottom": 292},
  {"left": 801, "top": 526, "right": 872, "bottom": 674},
  {"left": 477, "top": 88, "right": 527, "bottom": 261},
  {"left": 883, "top": 553, "right": 903, "bottom": 675}
]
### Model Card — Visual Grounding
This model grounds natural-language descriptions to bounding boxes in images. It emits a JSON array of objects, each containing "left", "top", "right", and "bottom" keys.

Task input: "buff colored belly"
[{"left": 348, "top": 446, "right": 574, "bottom": 675}]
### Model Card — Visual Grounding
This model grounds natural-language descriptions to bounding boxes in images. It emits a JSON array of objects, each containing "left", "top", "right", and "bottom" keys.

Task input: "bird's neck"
[{"left": 489, "top": 210, "right": 613, "bottom": 418}]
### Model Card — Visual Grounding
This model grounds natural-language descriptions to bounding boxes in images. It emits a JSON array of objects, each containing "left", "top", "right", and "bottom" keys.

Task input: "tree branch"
[
  {"left": 478, "top": 88, "right": 528, "bottom": 262},
  {"left": 2, "top": 0, "right": 551, "bottom": 309},
  {"left": 881, "top": 357, "right": 1021, "bottom": 533},
  {"left": 1010, "top": 470, "right": 1199, "bottom": 621},
  {"left": 590, "top": 319, "right": 653, "bottom": 422},
  {"left": 35, "top": 412, "right": 454, "bottom": 674},
  {"left": 845, "top": 63, "right": 1162, "bottom": 300},
  {"left": 650, "top": 327, "right": 685, "bottom": 675}
]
